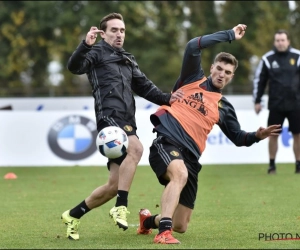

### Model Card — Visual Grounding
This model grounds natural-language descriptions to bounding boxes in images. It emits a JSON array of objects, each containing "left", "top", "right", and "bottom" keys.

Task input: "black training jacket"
[
  {"left": 253, "top": 46, "right": 300, "bottom": 111},
  {"left": 67, "top": 39, "right": 171, "bottom": 124}
]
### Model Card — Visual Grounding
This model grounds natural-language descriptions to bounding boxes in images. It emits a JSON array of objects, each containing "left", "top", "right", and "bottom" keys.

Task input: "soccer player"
[
  {"left": 60, "top": 12, "right": 182, "bottom": 240},
  {"left": 136, "top": 24, "right": 281, "bottom": 244}
]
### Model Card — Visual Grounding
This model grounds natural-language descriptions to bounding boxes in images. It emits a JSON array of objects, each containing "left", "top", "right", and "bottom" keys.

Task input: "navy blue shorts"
[
  {"left": 149, "top": 135, "right": 202, "bottom": 209},
  {"left": 268, "top": 109, "right": 300, "bottom": 134}
]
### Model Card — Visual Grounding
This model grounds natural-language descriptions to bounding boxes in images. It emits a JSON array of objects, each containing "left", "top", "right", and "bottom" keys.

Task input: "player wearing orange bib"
[{"left": 136, "top": 24, "right": 281, "bottom": 244}]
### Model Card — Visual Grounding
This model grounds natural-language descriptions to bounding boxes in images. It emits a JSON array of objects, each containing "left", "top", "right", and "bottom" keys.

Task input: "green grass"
[{"left": 1, "top": 163, "right": 300, "bottom": 249}]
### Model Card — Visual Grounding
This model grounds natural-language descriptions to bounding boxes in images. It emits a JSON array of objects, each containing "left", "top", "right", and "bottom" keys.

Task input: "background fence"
[{"left": 0, "top": 95, "right": 294, "bottom": 167}]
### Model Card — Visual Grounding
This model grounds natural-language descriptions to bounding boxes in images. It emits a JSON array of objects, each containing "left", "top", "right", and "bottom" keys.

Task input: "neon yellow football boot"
[
  {"left": 109, "top": 206, "right": 130, "bottom": 230},
  {"left": 61, "top": 210, "right": 80, "bottom": 240}
]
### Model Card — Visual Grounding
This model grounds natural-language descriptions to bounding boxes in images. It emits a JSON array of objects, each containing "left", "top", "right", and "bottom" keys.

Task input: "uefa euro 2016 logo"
[{"left": 47, "top": 115, "right": 98, "bottom": 160}]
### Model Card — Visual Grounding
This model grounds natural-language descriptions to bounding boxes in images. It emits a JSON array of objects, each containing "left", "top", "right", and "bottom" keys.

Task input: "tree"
[
  {"left": 0, "top": 1, "right": 296, "bottom": 97},
  {"left": 184, "top": 1, "right": 220, "bottom": 76},
  {"left": 122, "top": 1, "right": 186, "bottom": 92},
  {"left": 0, "top": 1, "right": 90, "bottom": 96},
  {"left": 289, "top": 1, "right": 300, "bottom": 47},
  {"left": 218, "top": 1, "right": 291, "bottom": 94}
]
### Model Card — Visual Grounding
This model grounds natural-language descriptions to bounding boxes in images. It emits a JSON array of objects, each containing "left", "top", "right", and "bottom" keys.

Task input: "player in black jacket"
[
  {"left": 253, "top": 29, "right": 300, "bottom": 174},
  {"left": 60, "top": 13, "right": 183, "bottom": 240}
]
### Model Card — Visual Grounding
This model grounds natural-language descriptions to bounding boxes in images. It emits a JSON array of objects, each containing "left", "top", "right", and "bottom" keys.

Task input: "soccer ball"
[{"left": 96, "top": 126, "right": 128, "bottom": 159}]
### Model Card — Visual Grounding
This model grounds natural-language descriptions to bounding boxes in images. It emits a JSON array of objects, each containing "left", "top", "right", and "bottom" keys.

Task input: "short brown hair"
[
  {"left": 99, "top": 13, "right": 124, "bottom": 31},
  {"left": 274, "top": 29, "right": 289, "bottom": 40},
  {"left": 213, "top": 52, "right": 238, "bottom": 71}
]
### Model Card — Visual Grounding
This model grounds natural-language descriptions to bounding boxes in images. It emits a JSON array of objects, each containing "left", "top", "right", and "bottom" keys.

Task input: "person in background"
[
  {"left": 136, "top": 24, "right": 281, "bottom": 244},
  {"left": 253, "top": 29, "right": 300, "bottom": 174},
  {"left": 60, "top": 12, "right": 183, "bottom": 240}
]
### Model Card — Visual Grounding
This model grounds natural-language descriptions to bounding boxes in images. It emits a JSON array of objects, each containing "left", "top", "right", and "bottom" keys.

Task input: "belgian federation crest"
[
  {"left": 170, "top": 151, "right": 180, "bottom": 157},
  {"left": 123, "top": 125, "right": 133, "bottom": 132},
  {"left": 290, "top": 58, "right": 295, "bottom": 66}
]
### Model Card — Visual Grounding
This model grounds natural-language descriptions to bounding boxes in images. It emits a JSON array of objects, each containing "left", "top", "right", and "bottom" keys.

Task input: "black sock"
[
  {"left": 270, "top": 159, "right": 275, "bottom": 167},
  {"left": 158, "top": 217, "right": 172, "bottom": 234},
  {"left": 296, "top": 160, "right": 300, "bottom": 167},
  {"left": 143, "top": 214, "right": 158, "bottom": 229},
  {"left": 115, "top": 190, "right": 128, "bottom": 207},
  {"left": 69, "top": 200, "right": 91, "bottom": 219}
]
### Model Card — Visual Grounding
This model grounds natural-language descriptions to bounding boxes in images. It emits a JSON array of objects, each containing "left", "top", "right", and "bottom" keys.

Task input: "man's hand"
[
  {"left": 254, "top": 103, "right": 262, "bottom": 114},
  {"left": 169, "top": 89, "right": 184, "bottom": 105},
  {"left": 255, "top": 124, "right": 281, "bottom": 140},
  {"left": 85, "top": 26, "right": 102, "bottom": 46},
  {"left": 232, "top": 24, "right": 247, "bottom": 40}
]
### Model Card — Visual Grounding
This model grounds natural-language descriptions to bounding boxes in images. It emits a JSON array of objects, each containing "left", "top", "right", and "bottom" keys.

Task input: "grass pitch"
[{"left": 0, "top": 163, "right": 300, "bottom": 249}]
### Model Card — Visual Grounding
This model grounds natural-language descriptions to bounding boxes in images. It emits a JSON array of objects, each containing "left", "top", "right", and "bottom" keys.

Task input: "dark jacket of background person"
[{"left": 253, "top": 46, "right": 300, "bottom": 111}]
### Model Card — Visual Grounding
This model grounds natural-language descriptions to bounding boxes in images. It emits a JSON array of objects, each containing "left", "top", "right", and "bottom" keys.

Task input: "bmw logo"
[{"left": 48, "top": 115, "right": 97, "bottom": 160}]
